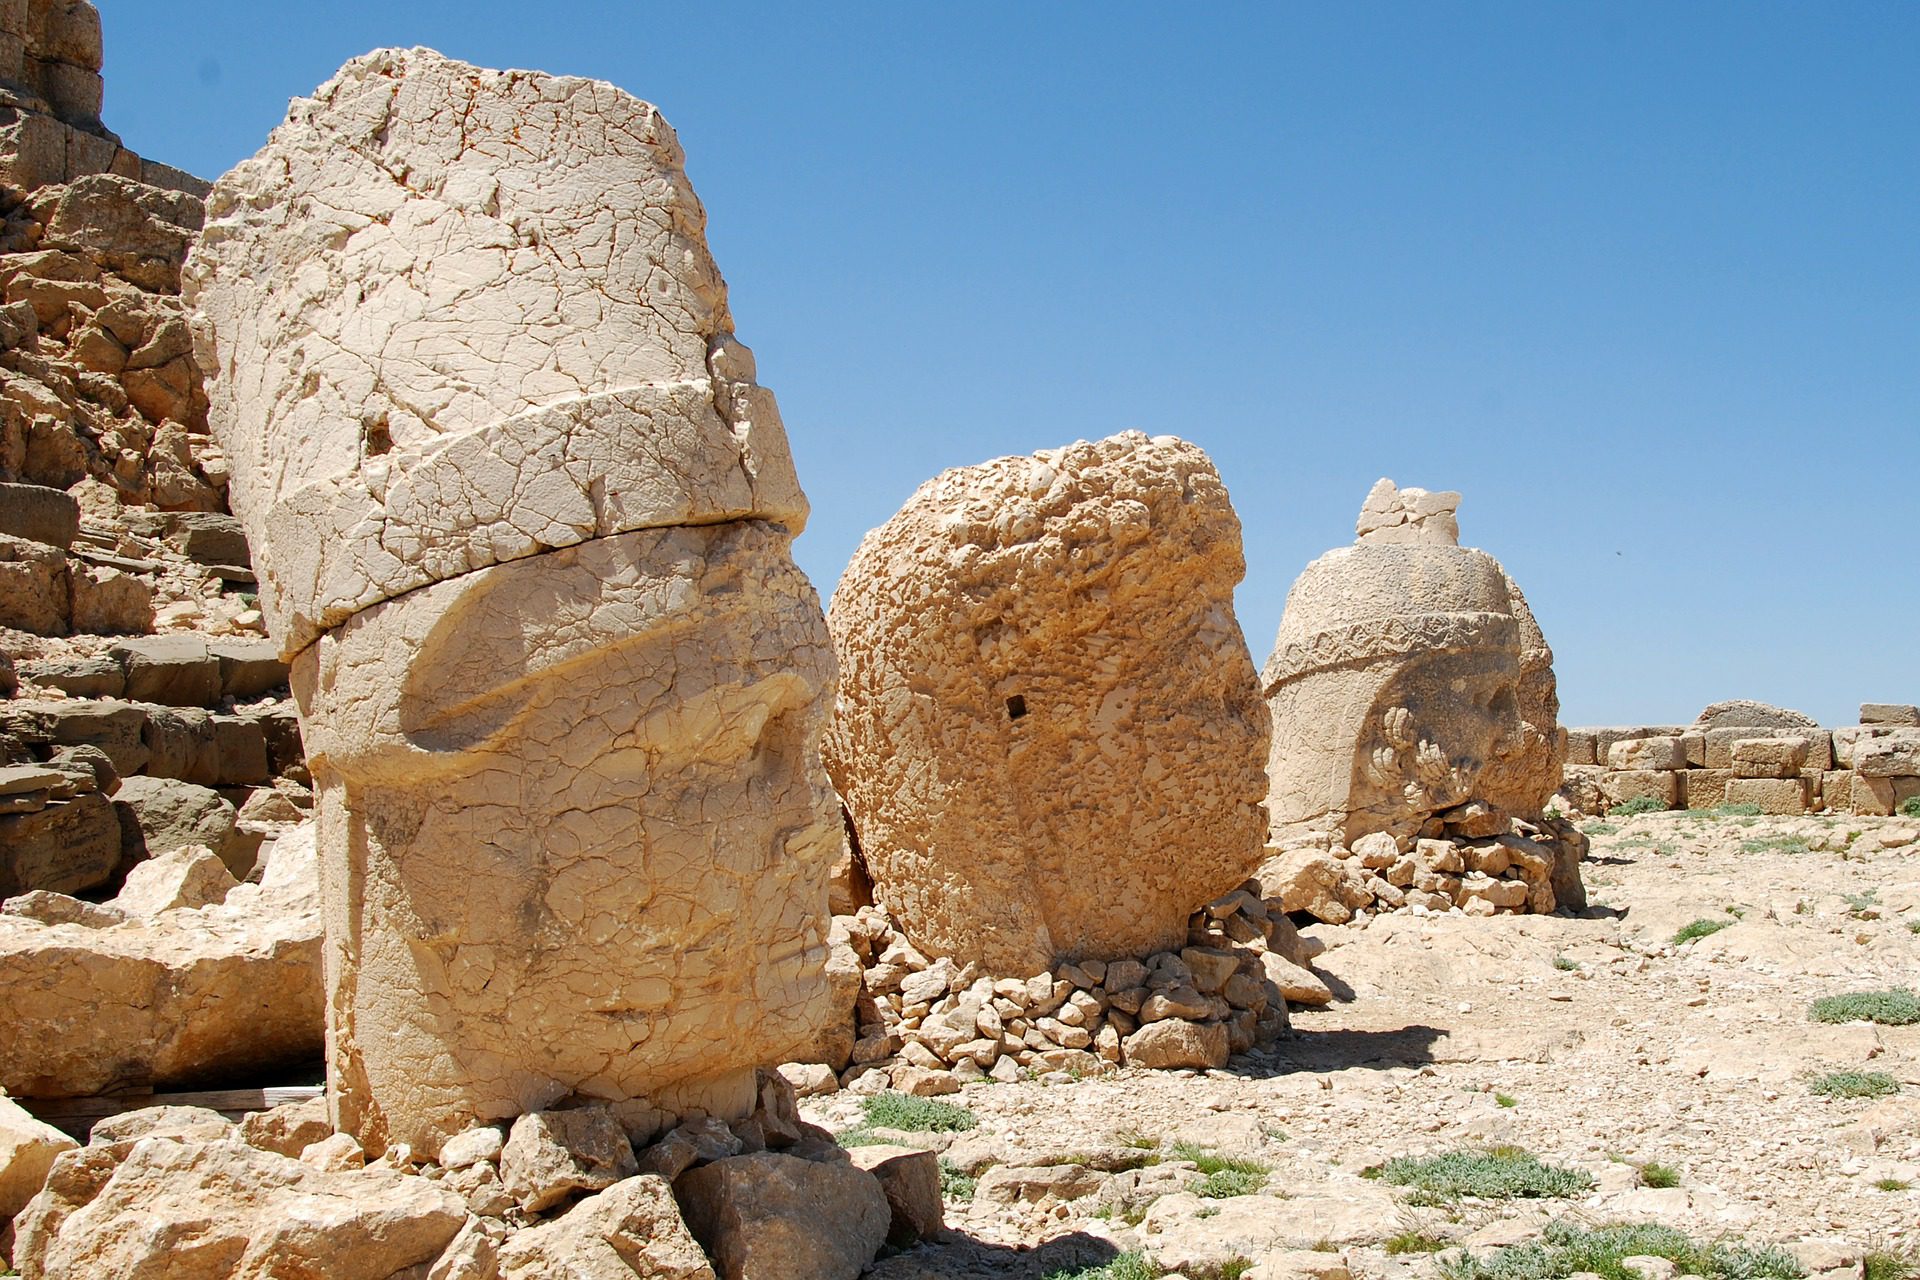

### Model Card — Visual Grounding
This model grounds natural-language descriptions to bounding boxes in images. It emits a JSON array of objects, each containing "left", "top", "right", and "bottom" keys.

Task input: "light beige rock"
[
  {"left": 673, "top": 1152, "right": 889, "bottom": 1280},
  {"left": 108, "top": 842, "right": 237, "bottom": 916},
  {"left": 498, "top": 1174, "right": 715, "bottom": 1279},
  {"left": 0, "top": 823, "right": 322, "bottom": 1097},
  {"left": 238, "top": 1095, "right": 332, "bottom": 1158},
  {"left": 1608, "top": 736, "right": 1686, "bottom": 772},
  {"left": 1731, "top": 736, "right": 1811, "bottom": 779},
  {"left": 1853, "top": 732, "right": 1920, "bottom": 779},
  {"left": 13, "top": 1137, "right": 465, "bottom": 1279},
  {"left": 0, "top": 1092, "right": 77, "bottom": 1218},
  {"left": 1262, "top": 481, "right": 1562, "bottom": 852},
  {"left": 1121, "top": 1018, "right": 1230, "bottom": 1069},
  {"left": 500, "top": 1105, "right": 639, "bottom": 1213},
  {"left": 825, "top": 431, "right": 1269, "bottom": 973},
  {"left": 90, "top": 1104, "right": 231, "bottom": 1146},
  {"left": 186, "top": 49, "right": 843, "bottom": 1157}
]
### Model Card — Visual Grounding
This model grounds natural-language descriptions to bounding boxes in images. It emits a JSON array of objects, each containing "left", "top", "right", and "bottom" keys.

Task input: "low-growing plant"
[
  {"left": 1193, "top": 1259, "right": 1257, "bottom": 1280},
  {"left": 1808, "top": 1070, "right": 1902, "bottom": 1099},
  {"left": 938, "top": 1157, "right": 978, "bottom": 1201},
  {"left": 1640, "top": 1162, "right": 1681, "bottom": 1188},
  {"left": 1193, "top": 1167, "right": 1268, "bottom": 1198},
  {"left": 1362, "top": 1146, "right": 1593, "bottom": 1205},
  {"left": 1714, "top": 803, "right": 1764, "bottom": 817},
  {"left": 1386, "top": 1230, "right": 1452, "bottom": 1255},
  {"left": 1740, "top": 835, "right": 1810, "bottom": 855},
  {"left": 1609, "top": 796, "right": 1666, "bottom": 817},
  {"left": 1166, "top": 1142, "right": 1271, "bottom": 1198},
  {"left": 1673, "top": 917, "right": 1734, "bottom": 946},
  {"left": 1842, "top": 890, "right": 1881, "bottom": 920},
  {"left": 1865, "top": 1253, "right": 1917, "bottom": 1280},
  {"left": 1552, "top": 953, "right": 1580, "bottom": 971},
  {"left": 1900, "top": 796, "right": 1920, "bottom": 818},
  {"left": 1044, "top": 1253, "right": 1164, "bottom": 1280},
  {"left": 860, "top": 1091, "right": 979, "bottom": 1132},
  {"left": 1581, "top": 821, "right": 1619, "bottom": 837},
  {"left": 1494, "top": 1092, "right": 1518, "bottom": 1108},
  {"left": 1437, "top": 1220, "right": 1803, "bottom": 1280},
  {"left": 1809, "top": 988, "right": 1920, "bottom": 1026},
  {"left": 1873, "top": 1177, "right": 1912, "bottom": 1191},
  {"left": 834, "top": 1126, "right": 885, "bottom": 1148}
]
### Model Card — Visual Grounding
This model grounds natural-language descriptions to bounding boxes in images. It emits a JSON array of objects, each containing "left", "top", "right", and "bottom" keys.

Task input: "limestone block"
[
  {"left": 1589, "top": 726, "right": 1687, "bottom": 766},
  {"left": 91, "top": 1104, "right": 232, "bottom": 1146},
  {"left": 847, "top": 1144, "right": 944, "bottom": 1247},
  {"left": 825, "top": 431, "right": 1269, "bottom": 973},
  {"left": 36, "top": 173, "right": 203, "bottom": 288},
  {"left": 1608, "top": 736, "right": 1686, "bottom": 771},
  {"left": 67, "top": 563, "right": 151, "bottom": 633},
  {"left": 674, "top": 1152, "right": 889, "bottom": 1280},
  {"left": 0, "top": 1092, "right": 76, "bottom": 1218},
  {"left": 1853, "top": 733, "right": 1920, "bottom": 779},
  {"left": 1705, "top": 725, "right": 1831, "bottom": 772},
  {"left": 1680, "top": 730, "right": 1706, "bottom": 768},
  {"left": 1822, "top": 770, "right": 1854, "bottom": 813},
  {"left": 209, "top": 636, "right": 287, "bottom": 698},
  {"left": 1121, "top": 1019, "right": 1230, "bottom": 1070},
  {"left": 0, "top": 822, "right": 322, "bottom": 1097},
  {"left": 1723, "top": 776, "right": 1810, "bottom": 816},
  {"left": 162, "top": 510, "right": 251, "bottom": 566},
  {"left": 110, "top": 843, "right": 236, "bottom": 915},
  {"left": 1600, "top": 770, "right": 1678, "bottom": 811},
  {"left": 1862, "top": 703, "right": 1920, "bottom": 726},
  {"left": 188, "top": 48, "right": 840, "bottom": 1158},
  {"left": 0, "top": 532, "right": 69, "bottom": 634},
  {"left": 238, "top": 1094, "right": 332, "bottom": 1158},
  {"left": 1, "top": 699, "right": 147, "bottom": 773},
  {"left": 12, "top": 1137, "right": 464, "bottom": 1280},
  {"left": 0, "top": 480, "right": 78, "bottom": 547},
  {"left": 111, "top": 774, "right": 250, "bottom": 875},
  {"left": 1679, "top": 768, "right": 1733, "bottom": 811},
  {"left": 1694, "top": 700, "right": 1819, "bottom": 732},
  {"left": 1563, "top": 728, "right": 1597, "bottom": 766},
  {"left": 15, "top": 655, "right": 123, "bottom": 698},
  {"left": 499, "top": 1174, "right": 715, "bottom": 1280},
  {"left": 1731, "top": 736, "right": 1810, "bottom": 779},
  {"left": 109, "top": 633, "right": 219, "bottom": 706},
  {"left": 1263, "top": 480, "right": 1563, "bottom": 855},
  {"left": 0, "top": 789, "right": 119, "bottom": 896}
]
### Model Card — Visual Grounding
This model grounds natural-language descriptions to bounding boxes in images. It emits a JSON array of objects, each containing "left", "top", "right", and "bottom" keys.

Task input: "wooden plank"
[{"left": 19, "top": 1085, "right": 324, "bottom": 1139}]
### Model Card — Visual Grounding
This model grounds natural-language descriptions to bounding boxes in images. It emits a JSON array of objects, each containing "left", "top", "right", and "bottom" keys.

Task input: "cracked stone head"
[
  {"left": 1262, "top": 483, "right": 1559, "bottom": 847},
  {"left": 185, "top": 48, "right": 841, "bottom": 1155}
]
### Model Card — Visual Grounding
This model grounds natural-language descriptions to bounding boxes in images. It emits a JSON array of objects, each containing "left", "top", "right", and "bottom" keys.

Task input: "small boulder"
[
  {"left": 110, "top": 844, "right": 237, "bottom": 916},
  {"left": 0, "top": 1093, "right": 78, "bottom": 1218},
  {"left": 501, "top": 1105, "right": 639, "bottom": 1213},
  {"left": 238, "top": 1094, "right": 331, "bottom": 1158},
  {"left": 846, "top": 1144, "right": 943, "bottom": 1246},
  {"left": 1122, "top": 1018, "right": 1230, "bottom": 1070},
  {"left": 674, "top": 1152, "right": 890, "bottom": 1280},
  {"left": 498, "top": 1174, "right": 715, "bottom": 1279}
]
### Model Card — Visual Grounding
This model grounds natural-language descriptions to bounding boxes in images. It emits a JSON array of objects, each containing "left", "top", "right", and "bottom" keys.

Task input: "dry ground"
[{"left": 804, "top": 809, "right": 1920, "bottom": 1280}]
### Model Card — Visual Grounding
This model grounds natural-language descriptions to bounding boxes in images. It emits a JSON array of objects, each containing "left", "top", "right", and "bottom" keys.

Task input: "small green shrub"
[
  {"left": 1166, "top": 1142, "right": 1270, "bottom": 1178},
  {"left": 1386, "top": 1231, "right": 1451, "bottom": 1255},
  {"left": 1873, "top": 1177, "right": 1912, "bottom": 1191},
  {"left": 1609, "top": 796, "right": 1667, "bottom": 816},
  {"left": 834, "top": 1127, "right": 884, "bottom": 1147},
  {"left": 1865, "top": 1253, "right": 1917, "bottom": 1280},
  {"left": 1437, "top": 1220, "right": 1803, "bottom": 1280},
  {"left": 1494, "top": 1093, "right": 1518, "bottom": 1108},
  {"left": 1044, "top": 1253, "right": 1164, "bottom": 1280},
  {"left": 938, "top": 1157, "right": 978, "bottom": 1201},
  {"left": 1740, "top": 835, "right": 1811, "bottom": 855},
  {"left": 1899, "top": 796, "right": 1920, "bottom": 818},
  {"left": 1640, "top": 1162, "right": 1680, "bottom": 1188},
  {"left": 1552, "top": 954, "right": 1579, "bottom": 971},
  {"left": 1843, "top": 890, "right": 1881, "bottom": 920},
  {"left": 1581, "top": 821, "right": 1619, "bottom": 837},
  {"left": 1808, "top": 1070, "right": 1901, "bottom": 1099},
  {"left": 1673, "top": 918, "right": 1734, "bottom": 946},
  {"left": 1193, "top": 1167, "right": 1268, "bottom": 1199},
  {"left": 860, "top": 1091, "right": 978, "bottom": 1132},
  {"left": 1363, "top": 1146, "right": 1593, "bottom": 1205},
  {"left": 1809, "top": 988, "right": 1920, "bottom": 1026},
  {"left": 1714, "top": 802, "right": 1764, "bottom": 817}
]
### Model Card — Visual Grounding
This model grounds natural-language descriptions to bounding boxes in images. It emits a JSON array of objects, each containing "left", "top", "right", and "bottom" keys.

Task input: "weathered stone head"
[
  {"left": 183, "top": 49, "right": 840, "bottom": 1155},
  {"left": 825, "top": 432, "right": 1271, "bottom": 975},
  {"left": 1262, "top": 480, "right": 1562, "bottom": 847}
]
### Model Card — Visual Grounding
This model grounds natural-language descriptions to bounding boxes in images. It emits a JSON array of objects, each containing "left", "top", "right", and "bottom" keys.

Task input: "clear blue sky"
[{"left": 97, "top": 3, "right": 1917, "bottom": 727}]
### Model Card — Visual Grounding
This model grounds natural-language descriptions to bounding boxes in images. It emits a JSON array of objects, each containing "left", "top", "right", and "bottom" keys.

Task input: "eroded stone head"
[
  {"left": 184, "top": 48, "right": 839, "bottom": 1155},
  {"left": 1262, "top": 480, "right": 1562, "bottom": 847},
  {"left": 825, "top": 432, "right": 1271, "bottom": 975}
]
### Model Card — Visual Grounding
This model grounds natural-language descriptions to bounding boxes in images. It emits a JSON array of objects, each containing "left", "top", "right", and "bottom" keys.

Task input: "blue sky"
[{"left": 98, "top": 3, "right": 1917, "bottom": 726}]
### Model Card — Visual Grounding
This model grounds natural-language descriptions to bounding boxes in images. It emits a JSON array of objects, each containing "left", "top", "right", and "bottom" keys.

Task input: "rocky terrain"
[{"left": 792, "top": 808, "right": 1920, "bottom": 1279}]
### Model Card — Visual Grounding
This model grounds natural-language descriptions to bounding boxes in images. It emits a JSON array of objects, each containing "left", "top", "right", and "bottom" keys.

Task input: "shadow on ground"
[
  {"left": 1237, "top": 1023, "right": 1449, "bottom": 1076},
  {"left": 866, "top": 1230, "right": 1125, "bottom": 1279}
]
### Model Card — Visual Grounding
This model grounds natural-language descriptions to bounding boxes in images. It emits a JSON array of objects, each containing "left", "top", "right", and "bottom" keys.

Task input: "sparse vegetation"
[
  {"left": 1809, "top": 989, "right": 1920, "bottom": 1026},
  {"left": 1872, "top": 1177, "right": 1912, "bottom": 1192},
  {"left": 1715, "top": 803, "right": 1763, "bottom": 817},
  {"left": 1582, "top": 821, "right": 1619, "bottom": 837},
  {"left": 1552, "top": 953, "right": 1579, "bottom": 971},
  {"left": 1808, "top": 1070, "right": 1901, "bottom": 1099},
  {"left": 1673, "top": 917, "right": 1734, "bottom": 946},
  {"left": 1842, "top": 889, "right": 1881, "bottom": 919},
  {"left": 1165, "top": 1142, "right": 1271, "bottom": 1198},
  {"left": 938, "top": 1157, "right": 977, "bottom": 1201},
  {"left": 860, "top": 1091, "right": 979, "bottom": 1132},
  {"left": 1609, "top": 796, "right": 1667, "bottom": 816},
  {"left": 1437, "top": 1220, "right": 1804, "bottom": 1280},
  {"left": 1386, "top": 1230, "right": 1452, "bottom": 1255},
  {"left": 1193, "top": 1260, "right": 1257, "bottom": 1280},
  {"left": 1909, "top": 920, "right": 1920, "bottom": 935},
  {"left": 1740, "top": 835, "right": 1811, "bottom": 855},
  {"left": 1044, "top": 1253, "right": 1164, "bottom": 1280},
  {"left": 1495, "top": 1092, "right": 1518, "bottom": 1108},
  {"left": 1640, "top": 1162, "right": 1681, "bottom": 1188},
  {"left": 1865, "top": 1253, "right": 1917, "bottom": 1280},
  {"left": 1362, "top": 1146, "right": 1593, "bottom": 1205},
  {"left": 1900, "top": 796, "right": 1920, "bottom": 818}
]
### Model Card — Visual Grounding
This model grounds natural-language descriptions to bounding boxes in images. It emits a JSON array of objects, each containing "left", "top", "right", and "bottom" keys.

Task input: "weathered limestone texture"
[
  {"left": 183, "top": 49, "right": 842, "bottom": 1158},
  {"left": 1262, "top": 479, "right": 1563, "bottom": 849},
  {"left": 824, "top": 431, "right": 1271, "bottom": 974}
]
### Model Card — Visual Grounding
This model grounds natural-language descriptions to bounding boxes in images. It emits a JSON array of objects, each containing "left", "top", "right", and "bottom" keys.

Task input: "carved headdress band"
[{"left": 1260, "top": 611, "right": 1519, "bottom": 694}]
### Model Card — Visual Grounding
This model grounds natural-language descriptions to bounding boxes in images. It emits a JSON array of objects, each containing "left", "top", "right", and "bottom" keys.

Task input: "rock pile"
[
  {"left": 804, "top": 883, "right": 1334, "bottom": 1090},
  {"left": 1562, "top": 701, "right": 1920, "bottom": 817},
  {"left": 10, "top": 1068, "right": 929, "bottom": 1280},
  {"left": 185, "top": 48, "right": 845, "bottom": 1158},
  {"left": 825, "top": 431, "right": 1271, "bottom": 975}
]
